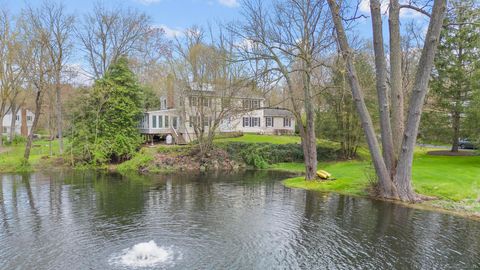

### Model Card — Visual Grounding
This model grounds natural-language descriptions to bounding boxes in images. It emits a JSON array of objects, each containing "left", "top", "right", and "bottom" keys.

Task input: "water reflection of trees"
[
  {"left": 21, "top": 174, "right": 42, "bottom": 234},
  {"left": 0, "top": 176, "right": 9, "bottom": 233},
  {"left": 296, "top": 191, "right": 480, "bottom": 268}
]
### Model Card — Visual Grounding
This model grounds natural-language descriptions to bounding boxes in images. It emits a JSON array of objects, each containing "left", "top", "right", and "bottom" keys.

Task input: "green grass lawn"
[
  {"left": 215, "top": 133, "right": 337, "bottom": 148},
  {"left": 281, "top": 149, "right": 480, "bottom": 203},
  {"left": 0, "top": 139, "right": 64, "bottom": 172},
  {"left": 215, "top": 133, "right": 302, "bottom": 144}
]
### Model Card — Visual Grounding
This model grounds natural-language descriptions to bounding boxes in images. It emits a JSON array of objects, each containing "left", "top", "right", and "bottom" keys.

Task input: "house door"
[{"left": 173, "top": 117, "right": 178, "bottom": 129}]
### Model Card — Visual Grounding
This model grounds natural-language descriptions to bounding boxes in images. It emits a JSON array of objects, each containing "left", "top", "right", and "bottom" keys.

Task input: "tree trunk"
[
  {"left": 304, "top": 123, "right": 318, "bottom": 180},
  {"left": 24, "top": 91, "right": 43, "bottom": 161},
  {"left": 8, "top": 104, "right": 18, "bottom": 143},
  {"left": 55, "top": 77, "right": 63, "bottom": 154},
  {"left": 328, "top": 0, "right": 396, "bottom": 198},
  {"left": 389, "top": 0, "right": 404, "bottom": 159},
  {"left": 302, "top": 62, "right": 318, "bottom": 180},
  {"left": 0, "top": 105, "right": 5, "bottom": 148},
  {"left": 48, "top": 107, "right": 53, "bottom": 156},
  {"left": 393, "top": 0, "right": 446, "bottom": 201},
  {"left": 370, "top": 0, "right": 395, "bottom": 174},
  {"left": 279, "top": 62, "right": 317, "bottom": 180},
  {"left": 451, "top": 110, "right": 460, "bottom": 152}
]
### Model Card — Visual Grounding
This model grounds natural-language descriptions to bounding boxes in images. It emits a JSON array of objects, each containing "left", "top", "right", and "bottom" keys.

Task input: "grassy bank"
[
  {"left": 116, "top": 144, "right": 191, "bottom": 174},
  {"left": 0, "top": 139, "right": 66, "bottom": 173},
  {"left": 281, "top": 148, "right": 480, "bottom": 215}
]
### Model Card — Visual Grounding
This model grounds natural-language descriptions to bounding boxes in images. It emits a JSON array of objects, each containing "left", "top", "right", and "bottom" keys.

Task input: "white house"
[
  {"left": 2, "top": 108, "right": 35, "bottom": 138},
  {"left": 139, "top": 82, "right": 295, "bottom": 144}
]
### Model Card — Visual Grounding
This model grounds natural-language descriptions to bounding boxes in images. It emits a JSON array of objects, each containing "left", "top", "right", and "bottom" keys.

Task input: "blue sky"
[
  {"left": 6, "top": 0, "right": 428, "bottom": 40},
  {"left": 7, "top": 0, "right": 245, "bottom": 38}
]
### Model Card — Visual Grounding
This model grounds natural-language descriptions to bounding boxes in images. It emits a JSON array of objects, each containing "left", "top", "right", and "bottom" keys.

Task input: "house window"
[
  {"left": 202, "top": 97, "right": 211, "bottom": 107},
  {"left": 189, "top": 96, "right": 198, "bottom": 106},
  {"left": 283, "top": 117, "right": 291, "bottom": 127},
  {"left": 252, "top": 100, "right": 260, "bottom": 109},
  {"left": 189, "top": 96, "right": 211, "bottom": 107},
  {"left": 2, "top": 127, "right": 7, "bottom": 133},
  {"left": 15, "top": 115, "right": 19, "bottom": 121},
  {"left": 202, "top": 117, "right": 209, "bottom": 127},
  {"left": 165, "top": 116, "right": 169, "bottom": 128},
  {"left": 158, "top": 115, "right": 163, "bottom": 128},
  {"left": 242, "top": 99, "right": 261, "bottom": 109},
  {"left": 242, "top": 117, "right": 249, "bottom": 127},
  {"left": 252, "top": 117, "right": 260, "bottom": 127},
  {"left": 265, "top": 117, "right": 273, "bottom": 127},
  {"left": 162, "top": 99, "right": 167, "bottom": 109},
  {"left": 27, "top": 116, "right": 32, "bottom": 121},
  {"left": 152, "top": 115, "right": 157, "bottom": 128},
  {"left": 189, "top": 116, "right": 200, "bottom": 127},
  {"left": 242, "top": 117, "right": 260, "bottom": 127}
]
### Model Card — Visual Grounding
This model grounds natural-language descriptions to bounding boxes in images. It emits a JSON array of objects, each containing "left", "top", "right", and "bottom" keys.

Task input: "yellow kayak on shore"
[{"left": 316, "top": 170, "right": 332, "bottom": 179}]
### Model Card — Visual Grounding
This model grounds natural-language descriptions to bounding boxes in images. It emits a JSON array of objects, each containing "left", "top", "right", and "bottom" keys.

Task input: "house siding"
[{"left": 2, "top": 109, "right": 35, "bottom": 137}]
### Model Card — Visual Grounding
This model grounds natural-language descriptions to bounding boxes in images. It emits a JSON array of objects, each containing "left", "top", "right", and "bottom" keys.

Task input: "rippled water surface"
[{"left": 0, "top": 170, "right": 479, "bottom": 269}]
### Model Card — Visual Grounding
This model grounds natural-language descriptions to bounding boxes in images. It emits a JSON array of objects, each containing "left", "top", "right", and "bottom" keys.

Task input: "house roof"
[
  {"left": 188, "top": 89, "right": 264, "bottom": 100},
  {"left": 264, "top": 108, "right": 294, "bottom": 117},
  {"left": 184, "top": 82, "right": 264, "bottom": 100}
]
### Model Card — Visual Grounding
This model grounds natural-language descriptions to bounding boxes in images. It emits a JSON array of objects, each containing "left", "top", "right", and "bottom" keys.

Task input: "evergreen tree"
[
  {"left": 71, "top": 57, "right": 144, "bottom": 164},
  {"left": 431, "top": 0, "right": 480, "bottom": 151}
]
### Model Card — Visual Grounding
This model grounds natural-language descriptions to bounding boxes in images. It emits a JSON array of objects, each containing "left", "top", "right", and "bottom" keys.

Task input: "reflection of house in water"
[
  {"left": 1, "top": 108, "right": 35, "bottom": 138},
  {"left": 139, "top": 80, "right": 296, "bottom": 144}
]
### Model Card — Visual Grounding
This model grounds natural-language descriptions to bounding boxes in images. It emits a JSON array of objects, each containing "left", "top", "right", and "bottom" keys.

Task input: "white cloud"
[
  {"left": 399, "top": 7, "right": 423, "bottom": 18},
  {"left": 158, "top": 24, "right": 183, "bottom": 39},
  {"left": 236, "top": 38, "right": 254, "bottom": 50},
  {"left": 359, "top": 0, "right": 388, "bottom": 14},
  {"left": 359, "top": 0, "right": 424, "bottom": 18},
  {"left": 66, "top": 63, "right": 94, "bottom": 86},
  {"left": 136, "top": 0, "right": 162, "bottom": 5},
  {"left": 218, "top": 0, "right": 239, "bottom": 8}
]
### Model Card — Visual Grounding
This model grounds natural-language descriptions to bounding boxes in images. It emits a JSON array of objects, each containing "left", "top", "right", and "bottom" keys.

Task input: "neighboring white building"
[
  {"left": 139, "top": 82, "right": 295, "bottom": 144},
  {"left": 2, "top": 108, "right": 35, "bottom": 137}
]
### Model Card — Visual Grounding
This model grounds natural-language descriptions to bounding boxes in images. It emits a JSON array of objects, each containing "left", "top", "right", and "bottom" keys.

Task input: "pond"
[{"left": 0, "top": 170, "right": 479, "bottom": 269}]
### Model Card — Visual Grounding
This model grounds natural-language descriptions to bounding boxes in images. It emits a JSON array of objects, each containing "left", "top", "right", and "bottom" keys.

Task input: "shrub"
[
  {"left": 117, "top": 149, "right": 153, "bottom": 173},
  {"left": 222, "top": 142, "right": 340, "bottom": 168},
  {"left": 215, "top": 131, "right": 244, "bottom": 139},
  {"left": 242, "top": 151, "right": 269, "bottom": 169},
  {"left": 12, "top": 135, "right": 26, "bottom": 145}
]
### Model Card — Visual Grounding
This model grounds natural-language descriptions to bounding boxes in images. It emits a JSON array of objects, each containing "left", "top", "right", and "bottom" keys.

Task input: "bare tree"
[
  {"left": 327, "top": 0, "right": 446, "bottom": 201},
  {"left": 20, "top": 6, "right": 54, "bottom": 160},
  {"left": 172, "top": 27, "right": 253, "bottom": 156},
  {"left": 36, "top": 1, "right": 75, "bottom": 154},
  {"left": 0, "top": 10, "right": 26, "bottom": 148},
  {"left": 77, "top": 3, "right": 167, "bottom": 79},
  {"left": 230, "top": 0, "right": 334, "bottom": 180},
  {"left": 7, "top": 91, "right": 27, "bottom": 144}
]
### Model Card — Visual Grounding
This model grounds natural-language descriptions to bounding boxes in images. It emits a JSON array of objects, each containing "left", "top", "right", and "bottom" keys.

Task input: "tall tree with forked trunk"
[{"left": 327, "top": 0, "right": 446, "bottom": 201}]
